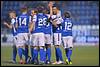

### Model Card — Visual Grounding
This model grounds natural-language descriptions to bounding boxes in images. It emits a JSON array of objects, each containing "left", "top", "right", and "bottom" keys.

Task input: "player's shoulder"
[
  {"left": 32, "top": 15, "right": 37, "bottom": 19},
  {"left": 37, "top": 13, "right": 43, "bottom": 15},
  {"left": 51, "top": 15, "right": 57, "bottom": 19},
  {"left": 11, "top": 18, "right": 16, "bottom": 24},
  {"left": 32, "top": 15, "right": 37, "bottom": 22},
  {"left": 52, "top": 14, "right": 57, "bottom": 17},
  {"left": 19, "top": 13, "right": 29, "bottom": 17},
  {"left": 43, "top": 14, "right": 48, "bottom": 18},
  {"left": 63, "top": 18, "right": 71, "bottom": 21},
  {"left": 46, "top": 14, "right": 50, "bottom": 18},
  {"left": 36, "top": 13, "right": 42, "bottom": 17}
]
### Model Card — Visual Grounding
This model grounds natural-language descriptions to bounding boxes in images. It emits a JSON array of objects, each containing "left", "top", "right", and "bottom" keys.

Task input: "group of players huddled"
[{"left": 4, "top": 2, "right": 73, "bottom": 65}]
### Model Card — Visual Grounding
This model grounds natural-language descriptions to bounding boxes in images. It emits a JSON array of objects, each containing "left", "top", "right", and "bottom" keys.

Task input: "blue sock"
[
  {"left": 55, "top": 48, "right": 59, "bottom": 61},
  {"left": 25, "top": 46, "right": 28, "bottom": 62},
  {"left": 43, "top": 48, "right": 46, "bottom": 62},
  {"left": 22, "top": 49, "right": 25, "bottom": 56},
  {"left": 56, "top": 47, "right": 63, "bottom": 61},
  {"left": 32, "top": 48, "right": 38, "bottom": 62},
  {"left": 46, "top": 47, "right": 51, "bottom": 62},
  {"left": 12, "top": 45, "right": 17, "bottom": 61},
  {"left": 18, "top": 48, "right": 23, "bottom": 60},
  {"left": 65, "top": 48, "right": 69, "bottom": 59},
  {"left": 30, "top": 47, "right": 33, "bottom": 58},
  {"left": 68, "top": 48, "right": 72, "bottom": 62},
  {"left": 40, "top": 48, "right": 44, "bottom": 61},
  {"left": 19, "top": 48, "right": 26, "bottom": 57}
]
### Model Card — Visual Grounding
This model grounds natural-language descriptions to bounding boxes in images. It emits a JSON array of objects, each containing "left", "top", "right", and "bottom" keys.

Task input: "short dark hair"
[
  {"left": 64, "top": 11, "right": 71, "bottom": 18},
  {"left": 37, "top": 5, "right": 45, "bottom": 13},
  {"left": 9, "top": 10, "right": 16, "bottom": 14},
  {"left": 43, "top": 7, "right": 49, "bottom": 14},
  {"left": 9, "top": 11, "right": 16, "bottom": 17},
  {"left": 53, "top": 5, "right": 60, "bottom": 10}
]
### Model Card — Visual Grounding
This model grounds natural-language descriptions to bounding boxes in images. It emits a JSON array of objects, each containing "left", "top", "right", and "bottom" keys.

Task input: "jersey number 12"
[{"left": 64, "top": 21, "right": 72, "bottom": 30}]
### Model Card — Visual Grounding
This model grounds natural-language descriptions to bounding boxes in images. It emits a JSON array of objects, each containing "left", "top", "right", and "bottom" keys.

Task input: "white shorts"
[
  {"left": 32, "top": 33, "right": 45, "bottom": 47},
  {"left": 13, "top": 35, "right": 18, "bottom": 46},
  {"left": 45, "top": 34, "right": 52, "bottom": 44},
  {"left": 53, "top": 33, "right": 62, "bottom": 45},
  {"left": 16, "top": 33, "right": 28, "bottom": 48},
  {"left": 62, "top": 36, "right": 73, "bottom": 49}
]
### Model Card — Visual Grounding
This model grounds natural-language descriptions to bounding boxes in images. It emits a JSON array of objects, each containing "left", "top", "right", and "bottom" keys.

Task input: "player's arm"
[
  {"left": 46, "top": 1, "right": 53, "bottom": 23},
  {"left": 29, "top": 16, "right": 33, "bottom": 33},
  {"left": 48, "top": 1, "right": 53, "bottom": 16},
  {"left": 48, "top": 2, "right": 58, "bottom": 27},
  {"left": 29, "top": 15, "right": 36, "bottom": 33},
  {"left": 15, "top": 22, "right": 18, "bottom": 29},
  {"left": 29, "top": 21, "right": 34, "bottom": 33},
  {"left": 47, "top": 17, "right": 58, "bottom": 27},
  {"left": 3, "top": 21, "right": 12, "bottom": 29},
  {"left": 52, "top": 19, "right": 58, "bottom": 27}
]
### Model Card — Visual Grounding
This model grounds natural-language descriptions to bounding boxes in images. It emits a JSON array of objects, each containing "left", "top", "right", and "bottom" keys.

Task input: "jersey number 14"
[{"left": 19, "top": 18, "right": 27, "bottom": 26}]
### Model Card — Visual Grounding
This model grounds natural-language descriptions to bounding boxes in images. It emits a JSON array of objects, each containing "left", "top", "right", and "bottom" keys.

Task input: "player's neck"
[
  {"left": 22, "top": 12, "right": 27, "bottom": 14},
  {"left": 38, "top": 13, "right": 43, "bottom": 15}
]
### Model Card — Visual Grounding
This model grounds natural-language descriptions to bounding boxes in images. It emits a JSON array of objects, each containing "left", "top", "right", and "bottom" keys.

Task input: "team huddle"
[{"left": 4, "top": 2, "right": 73, "bottom": 65}]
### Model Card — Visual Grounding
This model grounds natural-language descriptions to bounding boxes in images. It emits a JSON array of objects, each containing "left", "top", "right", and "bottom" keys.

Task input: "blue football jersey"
[
  {"left": 17, "top": 13, "right": 31, "bottom": 33},
  {"left": 11, "top": 18, "right": 17, "bottom": 36},
  {"left": 32, "top": 13, "right": 48, "bottom": 33},
  {"left": 44, "top": 22, "right": 52, "bottom": 34},
  {"left": 62, "top": 18, "right": 73, "bottom": 36}
]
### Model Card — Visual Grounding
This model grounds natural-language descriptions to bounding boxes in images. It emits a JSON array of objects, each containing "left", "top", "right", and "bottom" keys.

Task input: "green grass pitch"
[{"left": 1, "top": 44, "right": 99, "bottom": 66}]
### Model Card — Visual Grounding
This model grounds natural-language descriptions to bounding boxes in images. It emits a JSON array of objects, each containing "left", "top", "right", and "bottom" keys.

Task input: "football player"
[
  {"left": 16, "top": 7, "right": 31, "bottom": 64},
  {"left": 62, "top": 11, "right": 73, "bottom": 64},
  {"left": 43, "top": 7, "right": 52, "bottom": 64},
  {"left": 29, "top": 8, "right": 37, "bottom": 63},
  {"left": 4, "top": 11, "right": 17, "bottom": 64},
  {"left": 49, "top": 3, "right": 64, "bottom": 64},
  {"left": 30, "top": 5, "right": 48, "bottom": 64}
]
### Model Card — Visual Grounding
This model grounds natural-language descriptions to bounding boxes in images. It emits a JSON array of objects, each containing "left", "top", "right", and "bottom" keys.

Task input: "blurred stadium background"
[{"left": 1, "top": 1, "right": 99, "bottom": 66}]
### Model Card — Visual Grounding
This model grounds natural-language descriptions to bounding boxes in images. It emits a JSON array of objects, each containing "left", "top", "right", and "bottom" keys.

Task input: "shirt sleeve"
[
  {"left": 15, "top": 17, "right": 18, "bottom": 24},
  {"left": 57, "top": 11, "right": 61, "bottom": 17},
  {"left": 32, "top": 15, "right": 37, "bottom": 23},
  {"left": 46, "top": 14, "right": 50, "bottom": 18},
  {"left": 11, "top": 18, "right": 15, "bottom": 25}
]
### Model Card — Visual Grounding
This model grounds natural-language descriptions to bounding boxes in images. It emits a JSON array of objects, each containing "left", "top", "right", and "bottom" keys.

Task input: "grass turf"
[{"left": 1, "top": 44, "right": 99, "bottom": 66}]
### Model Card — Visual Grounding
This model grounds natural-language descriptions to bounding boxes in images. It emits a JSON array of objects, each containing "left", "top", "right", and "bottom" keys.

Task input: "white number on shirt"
[
  {"left": 19, "top": 18, "right": 27, "bottom": 26},
  {"left": 38, "top": 18, "right": 47, "bottom": 26},
  {"left": 64, "top": 21, "right": 72, "bottom": 31}
]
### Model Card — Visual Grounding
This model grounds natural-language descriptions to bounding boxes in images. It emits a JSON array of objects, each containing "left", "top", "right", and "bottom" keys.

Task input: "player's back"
[
  {"left": 62, "top": 18, "right": 73, "bottom": 36},
  {"left": 17, "top": 13, "right": 30, "bottom": 33},
  {"left": 33, "top": 13, "right": 47, "bottom": 33}
]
